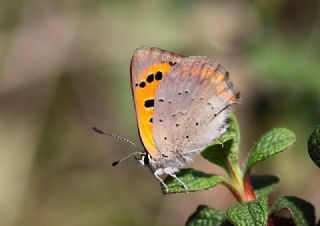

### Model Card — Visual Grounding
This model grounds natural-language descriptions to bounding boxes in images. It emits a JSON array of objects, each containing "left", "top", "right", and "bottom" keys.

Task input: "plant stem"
[
  {"left": 243, "top": 171, "right": 256, "bottom": 201},
  {"left": 222, "top": 180, "right": 245, "bottom": 203},
  {"left": 224, "top": 159, "right": 256, "bottom": 202}
]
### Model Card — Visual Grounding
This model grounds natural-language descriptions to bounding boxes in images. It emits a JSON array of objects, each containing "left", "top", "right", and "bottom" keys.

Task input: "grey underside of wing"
[{"left": 152, "top": 59, "right": 235, "bottom": 158}]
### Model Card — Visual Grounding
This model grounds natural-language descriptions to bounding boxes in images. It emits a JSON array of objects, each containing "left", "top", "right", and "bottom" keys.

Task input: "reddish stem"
[
  {"left": 243, "top": 171, "right": 256, "bottom": 201},
  {"left": 222, "top": 145, "right": 256, "bottom": 202}
]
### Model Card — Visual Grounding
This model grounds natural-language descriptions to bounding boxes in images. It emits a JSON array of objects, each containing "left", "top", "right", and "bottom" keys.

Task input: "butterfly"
[
  {"left": 128, "top": 47, "right": 240, "bottom": 193},
  {"left": 93, "top": 47, "right": 240, "bottom": 193}
]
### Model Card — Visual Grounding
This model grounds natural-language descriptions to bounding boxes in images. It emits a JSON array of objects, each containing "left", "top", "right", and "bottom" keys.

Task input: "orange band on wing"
[{"left": 133, "top": 63, "right": 172, "bottom": 159}]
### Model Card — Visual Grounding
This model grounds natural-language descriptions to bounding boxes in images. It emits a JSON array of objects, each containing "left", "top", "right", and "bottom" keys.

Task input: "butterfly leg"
[
  {"left": 154, "top": 169, "right": 168, "bottom": 193},
  {"left": 164, "top": 168, "right": 189, "bottom": 193},
  {"left": 182, "top": 155, "right": 193, "bottom": 163}
]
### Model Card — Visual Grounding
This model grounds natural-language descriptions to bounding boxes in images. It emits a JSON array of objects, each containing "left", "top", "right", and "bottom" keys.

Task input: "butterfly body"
[{"left": 130, "top": 47, "right": 240, "bottom": 192}]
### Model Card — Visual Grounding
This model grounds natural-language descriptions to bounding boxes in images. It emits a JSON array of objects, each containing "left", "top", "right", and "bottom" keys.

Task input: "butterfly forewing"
[{"left": 130, "top": 47, "right": 184, "bottom": 159}]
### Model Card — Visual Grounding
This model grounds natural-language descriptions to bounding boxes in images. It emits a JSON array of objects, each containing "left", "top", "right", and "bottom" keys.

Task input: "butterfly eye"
[{"left": 143, "top": 154, "right": 149, "bottom": 165}]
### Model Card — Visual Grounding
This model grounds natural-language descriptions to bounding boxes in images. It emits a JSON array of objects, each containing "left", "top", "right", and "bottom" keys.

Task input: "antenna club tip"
[
  {"left": 112, "top": 161, "right": 119, "bottom": 166},
  {"left": 92, "top": 126, "right": 104, "bottom": 134}
]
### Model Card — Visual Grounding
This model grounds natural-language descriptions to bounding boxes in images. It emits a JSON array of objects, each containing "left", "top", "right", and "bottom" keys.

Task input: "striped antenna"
[
  {"left": 110, "top": 151, "right": 145, "bottom": 166},
  {"left": 92, "top": 127, "right": 141, "bottom": 150},
  {"left": 92, "top": 127, "right": 145, "bottom": 166}
]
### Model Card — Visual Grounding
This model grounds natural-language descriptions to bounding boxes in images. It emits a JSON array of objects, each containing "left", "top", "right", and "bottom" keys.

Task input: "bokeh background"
[{"left": 0, "top": 0, "right": 320, "bottom": 225}]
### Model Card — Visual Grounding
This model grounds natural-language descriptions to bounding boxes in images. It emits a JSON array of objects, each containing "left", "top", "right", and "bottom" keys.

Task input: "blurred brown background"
[{"left": 0, "top": 0, "right": 319, "bottom": 225}]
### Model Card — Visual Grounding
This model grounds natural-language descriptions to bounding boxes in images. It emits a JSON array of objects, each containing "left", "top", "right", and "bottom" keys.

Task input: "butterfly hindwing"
[{"left": 152, "top": 58, "right": 240, "bottom": 158}]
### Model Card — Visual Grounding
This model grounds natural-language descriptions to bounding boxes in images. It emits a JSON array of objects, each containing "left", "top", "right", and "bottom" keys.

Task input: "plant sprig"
[{"left": 159, "top": 114, "right": 317, "bottom": 226}]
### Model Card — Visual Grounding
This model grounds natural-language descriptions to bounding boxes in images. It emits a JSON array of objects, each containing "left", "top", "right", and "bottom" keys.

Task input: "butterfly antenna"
[
  {"left": 92, "top": 126, "right": 141, "bottom": 150},
  {"left": 92, "top": 127, "right": 144, "bottom": 166},
  {"left": 110, "top": 151, "right": 145, "bottom": 166}
]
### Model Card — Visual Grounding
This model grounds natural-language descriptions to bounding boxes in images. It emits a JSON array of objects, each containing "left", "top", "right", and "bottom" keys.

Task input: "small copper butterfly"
[{"left": 100, "top": 47, "right": 240, "bottom": 193}]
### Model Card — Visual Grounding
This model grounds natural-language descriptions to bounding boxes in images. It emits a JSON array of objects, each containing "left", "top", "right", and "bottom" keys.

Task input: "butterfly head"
[{"left": 138, "top": 152, "right": 150, "bottom": 166}]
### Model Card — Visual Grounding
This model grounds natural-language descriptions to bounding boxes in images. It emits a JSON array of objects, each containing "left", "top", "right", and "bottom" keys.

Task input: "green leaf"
[
  {"left": 251, "top": 175, "right": 280, "bottom": 198},
  {"left": 245, "top": 128, "right": 296, "bottom": 171},
  {"left": 201, "top": 114, "right": 240, "bottom": 171},
  {"left": 272, "top": 196, "right": 316, "bottom": 226},
  {"left": 186, "top": 205, "right": 231, "bottom": 226},
  {"left": 162, "top": 168, "right": 224, "bottom": 194},
  {"left": 226, "top": 196, "right": 268, "bottom": 226},
  {"left": 307, "top": 124, "right": 320, "bottom": 168},
  {"left": 201, "top": 140, "right": 232, "bottom": 172}
]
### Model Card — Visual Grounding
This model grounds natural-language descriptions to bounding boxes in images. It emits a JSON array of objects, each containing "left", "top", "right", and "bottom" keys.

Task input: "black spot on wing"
[
  {"left": 155, "top": 71, "right": 163, "bottom": 80},
  {"left": 146, "top": 74, "right": 154, "bottom": 83},
  {"left": 139, "top": 82, "right": 146, "bottom": 88},
  {"left": 144, "top": 99, "right": 154, "bottom": 108}
]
